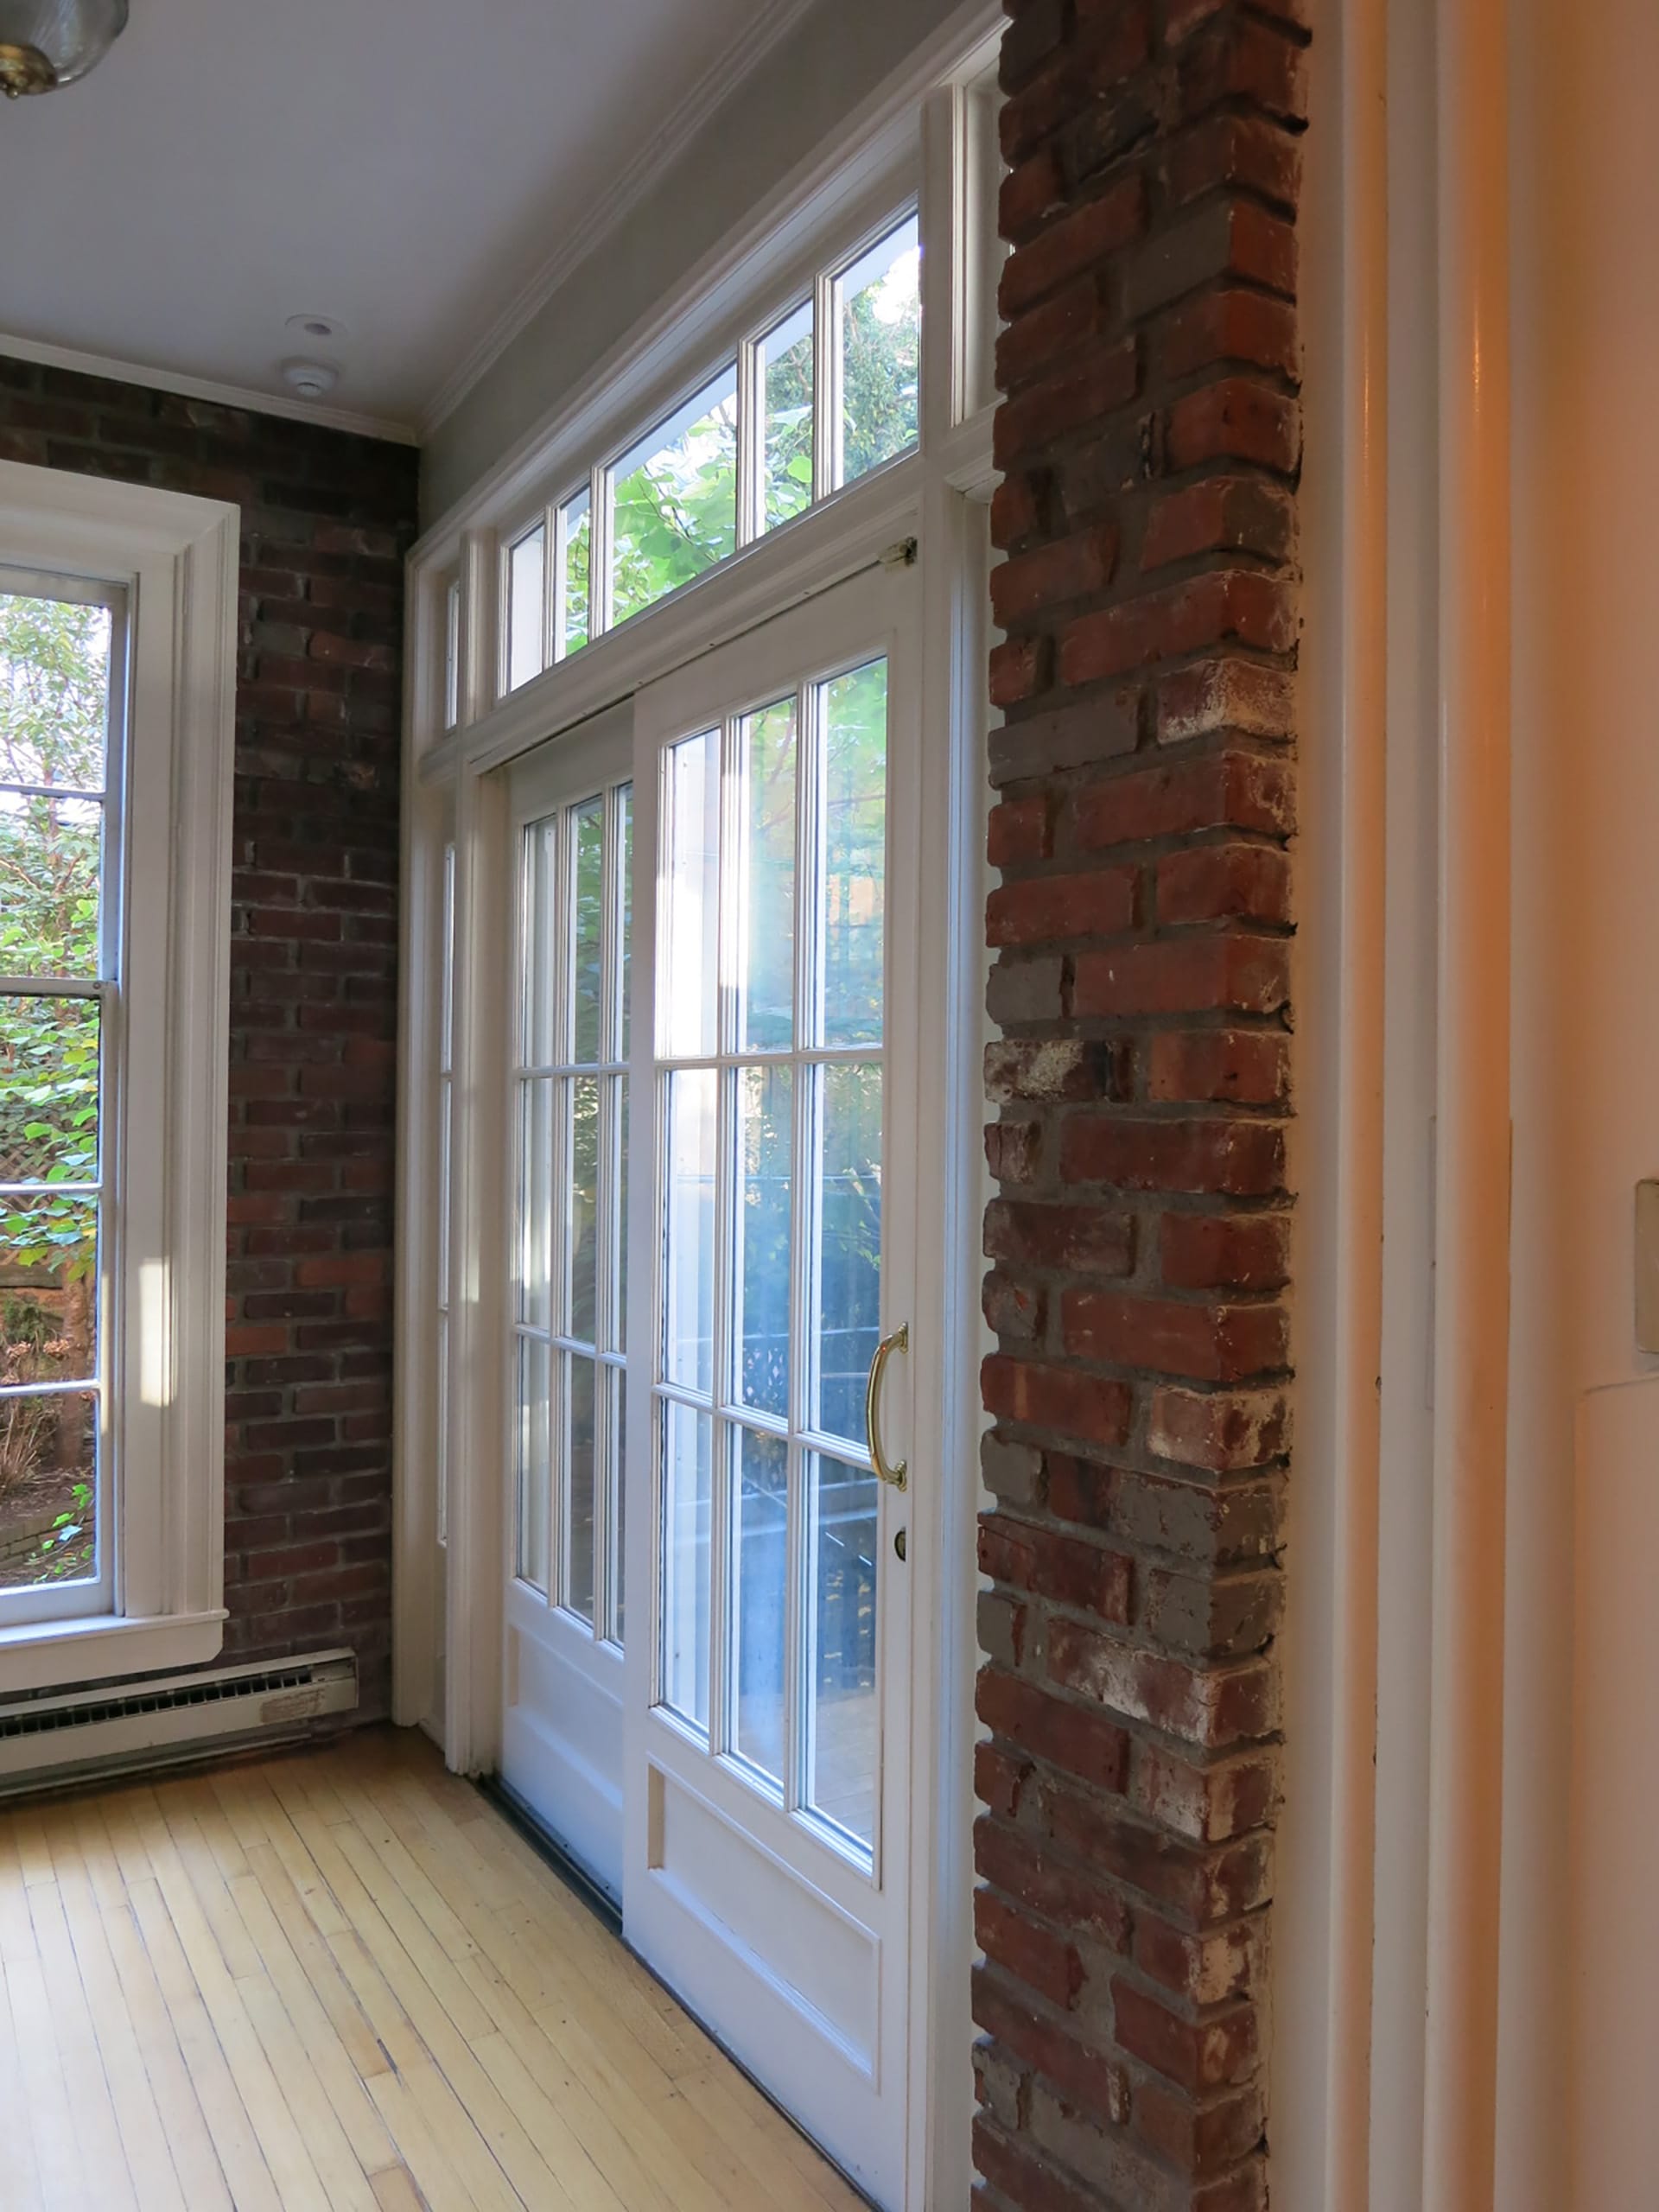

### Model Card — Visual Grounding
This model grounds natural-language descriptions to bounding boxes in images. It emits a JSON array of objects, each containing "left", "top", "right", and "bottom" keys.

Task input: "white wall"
[{"left": 1508, "top": 0, "right": 1659, "bottom": 2203}]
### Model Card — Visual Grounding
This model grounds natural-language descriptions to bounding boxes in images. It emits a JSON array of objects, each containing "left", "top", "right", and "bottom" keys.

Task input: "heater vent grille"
[{"left": 0, "top": 1660, "right": 327, "bottom": 1742}]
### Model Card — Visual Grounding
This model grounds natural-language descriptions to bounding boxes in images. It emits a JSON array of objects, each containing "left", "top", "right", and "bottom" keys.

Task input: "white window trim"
[{"left": 0, "top": 461, "right": 238, "bottom": 1694}]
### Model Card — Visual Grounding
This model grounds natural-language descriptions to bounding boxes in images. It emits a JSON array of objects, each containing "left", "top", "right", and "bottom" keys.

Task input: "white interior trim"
[
  {"left": 0, "top": 329, "right": 418, "bottom": 446},
  {"left": 0, "top": 461, "right": 238, "bottom": 1691}
]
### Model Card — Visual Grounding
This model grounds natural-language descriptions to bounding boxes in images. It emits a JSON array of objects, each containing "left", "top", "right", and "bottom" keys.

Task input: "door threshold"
[{"left": 474, "top": 1771, "right": 883, "bottom": 2211}]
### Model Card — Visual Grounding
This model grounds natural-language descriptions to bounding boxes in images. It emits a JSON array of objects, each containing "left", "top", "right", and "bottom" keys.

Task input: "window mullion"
[
  {"left": 736, "top": 336, "right": 761, "bottom": 551},
  {"left": 591, "top": 465, "right": 613, "bottom": 640}
]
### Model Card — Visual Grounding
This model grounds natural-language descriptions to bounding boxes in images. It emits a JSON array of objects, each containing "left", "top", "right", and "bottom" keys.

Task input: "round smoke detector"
[{"left": 281, "top": 359, "right": 340, "bottom": 400}]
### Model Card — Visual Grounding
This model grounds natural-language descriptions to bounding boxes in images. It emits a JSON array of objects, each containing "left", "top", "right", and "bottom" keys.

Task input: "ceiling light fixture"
[
  {"left": 281, "top": 359, "right": 340, "bottom": 401},
  {"left": 0, "top": 0, "right": 128, "bottom": 98}
]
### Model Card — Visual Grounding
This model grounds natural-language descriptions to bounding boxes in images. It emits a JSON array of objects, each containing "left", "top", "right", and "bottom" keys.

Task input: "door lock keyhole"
[{"left": 893, "top": 1528, "right": 906, "bottom": 1563}]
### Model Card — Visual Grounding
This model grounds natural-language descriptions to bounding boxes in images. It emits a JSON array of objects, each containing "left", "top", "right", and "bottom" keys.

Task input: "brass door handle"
[{"left": 865, "top": 1323, "right": 909, "bottom": 1491}]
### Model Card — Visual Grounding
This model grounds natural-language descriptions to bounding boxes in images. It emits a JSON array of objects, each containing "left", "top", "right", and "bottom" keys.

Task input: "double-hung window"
[{"left": 0, "top": 461, "right": 238, "bottom": 1687}]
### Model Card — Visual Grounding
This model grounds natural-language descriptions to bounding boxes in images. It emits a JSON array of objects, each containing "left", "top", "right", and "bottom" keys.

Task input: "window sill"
[{"left": 0, "top": 1608, "right": 227, "bottom": 1695}]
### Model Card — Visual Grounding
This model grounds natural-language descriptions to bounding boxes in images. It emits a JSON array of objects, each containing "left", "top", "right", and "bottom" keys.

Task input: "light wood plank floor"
[{"left": 0, "top": 1726, "right": 866, "bottom": 2211}]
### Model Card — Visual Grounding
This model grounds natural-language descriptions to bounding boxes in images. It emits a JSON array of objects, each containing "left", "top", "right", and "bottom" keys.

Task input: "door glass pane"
[
  {"left": 816, "top": 1063, "right": 882, "bottom": 1446},
  {"left": 518, "top": 1077, "right": 553, "bottom": 1332},
  {"left": 736, "top": 1065, "right": 791, "bottom": 1420},
  {"left": 558, "top": 489, "right": 591, "bottom": 658},
  {"left": 818, "top": 659, "right": 887, "bottom": 1047},
  {"left": 734, "top": 1427, "right": 788, "bottom": 1783},
  {"left": 662, "top": 1401, "right": 713, "bottom": 1731},
  {"left": 836, "top": 213, "right": 921, "bottom": 489},
  {"left": 0, "top": 996, "right": 100, "bottom": 1184},
  {"left": 611, "top": 366, "right": 739, "bottom": 628},
  {"left": 506, "top": 523, "right": 546, "bottom": 692},
  {"left": 568, "top": 1076, "right": 601, "bottom": 1344},
  {"left": 610, "top": 1074, "right": 629, "bottom": 1354},
  {"left": 738, "top": 696, "right": 797, "bottom": 1052},
  {"left": 662, "top": 730, "right": 720, "bottom": 1060},
  {"left": 522, "top": 817, "right": 559, "bottom": 1067},
  {"left": 564, "top": 1352, "right": 597, "bottom": 1624},
  {"left": 571, "top": 797, "right": 605, "bottom": 1065},
  {"left": 619, "top": 784, "right": 633, "bottom": 1046},
  {"left": 664, "top": 1068, "right": 716, "bottom": 1396},
  {"left": 516, "top": 1336, "right": 550, "bottom": 1593},
  {"left": 806, "top": 1452, "right": 879, "bottom": 1853},
  {"left": 759, "top": 302, "right": 814, "bottom": 533},
  {"left": 0, "top": 1390, "right": 98, "bottom": 1593},
  {"left": 610, "top": 1373, "right": 627, "bottom": 1644}
]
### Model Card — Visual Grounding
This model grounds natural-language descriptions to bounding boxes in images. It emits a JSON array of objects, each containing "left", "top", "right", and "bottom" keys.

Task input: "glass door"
[
  {"left": 501, "top": 704, "right": 632, "bottom": 1898},
  {"left": 625, "top": 564, "right": 919, "bottom": 2207}
]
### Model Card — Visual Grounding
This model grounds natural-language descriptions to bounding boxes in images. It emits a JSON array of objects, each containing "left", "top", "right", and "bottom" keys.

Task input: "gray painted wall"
[{"left": 421, "top": 0, "right": 969, "bottom": 524}]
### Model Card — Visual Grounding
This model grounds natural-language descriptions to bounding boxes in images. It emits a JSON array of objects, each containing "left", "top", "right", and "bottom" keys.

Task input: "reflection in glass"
[
  {"left": 662, "top": 731, "right": 720, "bottom": 1059},
  {"left": 734, "top": 1427, "right": 789, "bottom": 1783},
  {"left": 738, "top": 696, "right": 797, "bottom": 1052},
  {"left": 818, "top": 659, "right": 888, "bottom": 1047},
  {"left": 816, "top": 1063, "right": 882, "bottom": 1444},
  {"left": 571, "top": 797, "right": 605, "bottom": 1065},
  {"left": 759, "top": 302, "right": 814, "bottom": 533},
  {"left": 0, "top": 997, "right": 99, "bottom": 1185},
  {"left": 558, "top": 489, "right": 591, "bottom": 658},
  {"left": 664, "top": 1069, "right": 717, "bottom": 1396},
  {"left": 518, "top": 1077, "right": 553, "bottom": 1332},
  {"left": 521, "top": 817, "right": 559, "bottom": 1068},
  {"left": 506, "top": 523, "right": 545, "bottom": 692},
  {"left": 565, "top": 1352, "right": 597, "bottom": 1624},
  {"left": 516, "top": 1337, "right": 550, "bottom": 1594},
  {"left": 807, "top": 1452, "right": 879, "bottom": 1854},
  {"left": 737, "top": 1065, "right": 791, "bottom": 1420},
  {"left": 662, "top": 1401, "right": 713, "bottom": 1730},
  {"left": 569, "top": 1077, "right": 601, "bottom": 1344},
  {"left": 611, "top": 366, "right": 740, "bottom": 629},
  {"left": 836, "top": 214, "right": 921, "bottom": 488}
]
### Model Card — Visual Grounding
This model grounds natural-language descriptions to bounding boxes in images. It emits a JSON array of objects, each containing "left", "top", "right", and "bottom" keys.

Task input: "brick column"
[{"left": 974, "top": 5, "right": 1305, "bottom": 2207}]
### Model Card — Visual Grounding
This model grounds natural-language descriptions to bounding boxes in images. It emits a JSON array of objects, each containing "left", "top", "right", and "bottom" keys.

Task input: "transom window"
[
  {"left": 501, "top": 209, "right": 920, "bottom": 696},
  {"left": 0, "top": 575, "right": 122, "bottom": 1615}
]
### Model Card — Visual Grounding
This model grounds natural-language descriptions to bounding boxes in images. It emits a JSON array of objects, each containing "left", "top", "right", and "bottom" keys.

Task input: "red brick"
[
  {"left": 1166, "top": 380, "right": 1302, "bottom": 475},
  {"left": 976, "top": 1892, "right": 1085, "bottom": 2011},
  {"left": 982, "top": 1355, "right": 1134, "bottom": 1448},
  {"left": 1157, "top": 659, "right": 1295, "bottom": 746},
  {"left": 988, "top": 866, "right": 1138, "bottom": 948},
  {"left": 1141, "top": 479, "right": 1295, "bottom": 572},
  {"left": 1159, "top": 1213, "right": 1289, "bottom": 1292},
  {"left": 1059, "top": 1116, "right": 1286, "bottom": 1197},
  {"left": 992, "top": 526, "right": 1120, "bottom": 627},
  {"left": 992, "top": 633, "right": 1052, "bottom": 708},
  {"left": 1162, "top": 289, "right": 1300, "bottom": 385},
  {"left": 1000, "top": 179, "right": 1148, "bottom": 320},
  {"left": 1069, "top": 751, "right": 1294, "bottom": 849},
  {"left": 977, "top": 1669, "right": 1132, "bottom": 1795},
  {"left": 984, "top": 1198, "right": 1135, "bottom": 1275},
  {"left": 1147, "top": 1029, "right": 1288, "bottom": 1105},
  {"left": 995, "top": 341, "right": 1141, "bottom": 470},
  {"left": 988, "top": 795, "right": 1054, "bottom": 868},
  {"left": 1147, "top": 1386, "right": 1291, "bottom": 1471},
  {"left": 1060, "top": 1292, "right": 1288, "bottom": 1382},
  {"left": 1071, "top": 934, "right": 1288, "bottom": 1019},
  {"left": 1059, "top": 571, "right": 1295, "bottom": 688}
]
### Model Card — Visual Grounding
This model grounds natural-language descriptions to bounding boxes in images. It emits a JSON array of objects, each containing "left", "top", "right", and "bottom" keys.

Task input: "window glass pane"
[
  {"left": 518, "top": 1077, "right": 553, "bottom": 1333},
  {"left": 738, "top": 696, "right": 796, "bottom": 1052},
  {"left": 618, "top": 783, "right": 633, "bottom": 1050},
  {"left": 564, "top": 1352, "right": 597, "bottom": 1625},
  {"left": 662, "top": 1401, "right": 713, "bottom": 1730},
  {"left": 663, "top": 1068, "right": 717, "bottom": 1397},
  {"left": 759, "top": 302, "right": 814, "bottom": 533},
  {"left": 569, "top": 1076, "right": 601, "bottom": 1346},
  {"left": 836, "top": 214, "right": 921, "bottom": 488},
  {"left": 1, "top": 1203, "right": 98, "bottom": 1385},
  {"left": 559, "top": 490, "right": 591, "bottom": 658},
  {"left": 571, "top": 796, "right": 605, "bottom": 1065},
  {"left": 734, "top": 1427, "right": 788, "bottom": 1784},
  {"left": 0, "top": 589, "right": 112, "bottom": 797},
  {"left": 736, "top": 1065, "right": 791, "bottom": 1421},
  {"left": 806, "top": 1452, "right": 879, "bottom": 1854},
  {"left": 0, "top": 1390, "right": 98, "bottom": 1593},
  {"left": 444, "top": 580, "right": 461, "bottom": 727},
  {"left": 506, "top": 522, "right": 545, "bottom": 692},
  {"left": 611, "top": 365, "right": 739, "bottom": 628},
  {"left": 0, "top": 996, "right": 99, "bottom": 1185},
  {"left": 815, "top": 1062, "right": 882, "bottom": 1446},
  {"left": 516, "top": 1336, "right": 550, "bottom": 1593},
  {"left": 662, "top": 730, "right": 720, "bottom": 1060},
  {"left": 609, "top": 1074, "right": 629, "bottom": 1355},
  {"left": 817, "top": 658, "right": 887, "bottom": 1048},
  {"left": 610, "top": 1372, "right": 627, "bottom": 1644},
  {"left": 0, "top": 794, "right": 102, "bottom": 978},
  {"left": 522, "top": 816, "right": 559, "bottom": 1068}
]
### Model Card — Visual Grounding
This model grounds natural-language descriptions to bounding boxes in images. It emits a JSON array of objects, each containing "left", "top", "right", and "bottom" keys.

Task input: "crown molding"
[
  {"left": 415, "top": 0, "right": 821, "bottom": 441},
  {"left": 0, "top": 330, "right": 419, "bottom": 446}
]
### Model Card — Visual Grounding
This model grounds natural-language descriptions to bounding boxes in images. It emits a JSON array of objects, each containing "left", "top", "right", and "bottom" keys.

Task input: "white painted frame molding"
[
  {"left": 0, "top": 461, "right": 238, "bottom": 1694},
  {"left": 1278, "top": 0, "right": 1517, "bottom": 2204},
  {"left": 394, "top": 25, "right": 1000, "bottom": 2206}
]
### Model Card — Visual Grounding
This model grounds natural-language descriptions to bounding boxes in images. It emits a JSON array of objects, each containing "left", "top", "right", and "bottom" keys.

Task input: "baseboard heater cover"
[{"left": 0, "top": 1647, "right": 359, "bottom": 1793}]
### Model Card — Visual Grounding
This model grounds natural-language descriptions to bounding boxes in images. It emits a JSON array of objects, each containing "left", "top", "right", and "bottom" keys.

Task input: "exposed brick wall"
[
  {"left": 0, "top": 358, "right": 418, "bottom": 1720},
  {"left": 976, "top": 4, "right": 1304, "bottom": 2207}
]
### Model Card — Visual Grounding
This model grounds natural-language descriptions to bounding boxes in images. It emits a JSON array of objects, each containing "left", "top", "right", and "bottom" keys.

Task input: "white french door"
[
  {"left": 623, "top": 563, "right": 920, "bottom": 2207},
  {"left": 501, "top": 702, "right": 633, "bottom": 1899}
]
